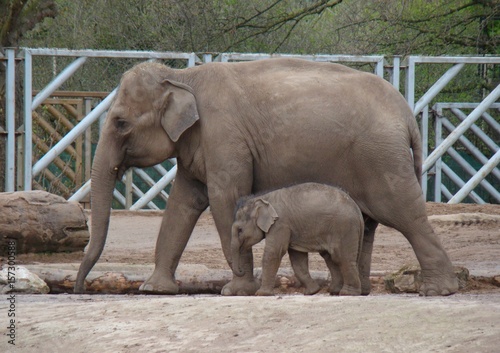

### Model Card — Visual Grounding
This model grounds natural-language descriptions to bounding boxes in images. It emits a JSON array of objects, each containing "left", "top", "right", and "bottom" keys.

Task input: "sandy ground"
[{"left": 1, "top": 202, "right": 500, "bottom": 352}]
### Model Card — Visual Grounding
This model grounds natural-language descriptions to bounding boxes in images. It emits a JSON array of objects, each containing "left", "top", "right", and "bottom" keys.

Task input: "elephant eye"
[
  {"left": 238, "top": 227, "right": 243, "bottom": 235},
  {"left": 114, "top": 118, "right": 128, "bottom": 131}
]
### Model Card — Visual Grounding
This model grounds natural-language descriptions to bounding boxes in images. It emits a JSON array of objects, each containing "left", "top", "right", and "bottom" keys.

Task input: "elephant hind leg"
[
  {"left": 320, "top": 251, "right": 342, "bottom": 295},
  {"left": 359, "top": 217, "right": 378, "bottom": 295},
  {"left": 399, "top": 217, "right": 458, "bottom": 296},
  {"left": 370, "top": 184, "right": 458, "bottom": 296},
  {"left": 337, "top": 252, "right": 362, "bottom": 296},
  {"left": 288, "top": 249, "right": 320, "bottom": 295}
]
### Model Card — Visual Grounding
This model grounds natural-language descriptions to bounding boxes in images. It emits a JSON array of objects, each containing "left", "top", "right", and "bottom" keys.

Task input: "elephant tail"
[{"left": 408, "top": 115, "right": 423, "bottom": 186}]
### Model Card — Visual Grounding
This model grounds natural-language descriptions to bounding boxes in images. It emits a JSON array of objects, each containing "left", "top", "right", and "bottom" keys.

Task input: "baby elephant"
[{"left": 231, "top": 183, "right": 364, "bottom": 296}]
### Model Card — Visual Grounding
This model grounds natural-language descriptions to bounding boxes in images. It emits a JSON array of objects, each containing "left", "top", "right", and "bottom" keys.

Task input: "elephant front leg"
[
  {"left": 256, "top": 234, "right": 289, "bottom": 296},
  {"left": 140, "top": 168, "right": 208, "bottom": 294},
  {"left": 256, "top": 249, "right": 285, "bottom": 296},
  {"left": 221, "top": 247, "right": 261, "bottom": 296},
  {"left": 213, "top": 209, "right": 260, "bottom": 295},
  {"left": 207, "top": 171, "right": 260, "bottom": 296}
]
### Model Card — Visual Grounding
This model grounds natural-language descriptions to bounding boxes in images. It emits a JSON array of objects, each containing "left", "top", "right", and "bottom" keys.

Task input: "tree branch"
[
  {"left": 398, "top": 1, "right": 479, "bottom": 24},
  {"left": 1, "top": 0, "right": 26, "bottom": 47},
  {"left": 0, "top": 0, "right": 57, "bottom": 48},
  {"left": 223, "top": 0, "right": 343, "bottom": 51}
]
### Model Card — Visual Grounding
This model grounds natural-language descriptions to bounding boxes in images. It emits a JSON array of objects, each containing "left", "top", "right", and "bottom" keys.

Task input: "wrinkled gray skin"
[
  {"left": 74, "top": 58, "right": 458, "bottom": 296},
  {"left": 231, "top": 183, "right": 364, "bottom": 296}
]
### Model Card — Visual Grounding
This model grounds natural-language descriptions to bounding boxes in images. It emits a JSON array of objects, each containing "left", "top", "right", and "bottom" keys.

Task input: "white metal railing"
[
  {"left": 406, "top": 56, "right": 500, "bottom": 203},
  {"left": 216, "top": 53, "right": 386, "bottom": 77},
  {"left": 11, "top": 49, "right": 197, "bottom": 209},
  {"left": 432, "top": 103, "right": 500, "bottom": 203},
  {"left": 2, "top": 49, "right": 499, "bottom": 207}
]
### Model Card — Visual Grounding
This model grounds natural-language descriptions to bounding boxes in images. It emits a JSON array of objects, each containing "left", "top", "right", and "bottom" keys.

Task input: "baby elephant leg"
[
  {"left": 320, "top": 252, "right": 343, "bottom": 295},
  {"left": 288, "top": 249, "right": 320, "bottom": 295},
  {"left": 257, "top": 241, "right": 287, "bottom": 296},
  {"left": 338, "top": 253, "right": 362, "bottom": 296}
]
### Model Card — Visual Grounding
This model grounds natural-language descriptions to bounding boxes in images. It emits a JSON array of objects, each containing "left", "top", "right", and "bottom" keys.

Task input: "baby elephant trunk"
[{"left": 231, "top": 224, "right": 245, "bottom": 277}]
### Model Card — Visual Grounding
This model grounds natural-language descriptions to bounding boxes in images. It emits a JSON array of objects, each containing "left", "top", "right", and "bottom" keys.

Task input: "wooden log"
[
  {"left": 25, "top": 264, "right": 237, "bottom": 294},
  {"left": 0, "top": 191, "right": 89, "bottom": 254},
  {"left": 25, "top": 263, "right": 332, "bottom": 295}
]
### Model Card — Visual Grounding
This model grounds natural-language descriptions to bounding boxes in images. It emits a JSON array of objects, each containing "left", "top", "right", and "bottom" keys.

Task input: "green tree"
[{"left": 20, "top": 0, "right": 499, "bottom": 55}]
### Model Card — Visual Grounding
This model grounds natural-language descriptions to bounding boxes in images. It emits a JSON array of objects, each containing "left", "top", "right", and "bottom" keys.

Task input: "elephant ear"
[
  {"left": 160, "top": 79, "right": 199, "bottom": 142},
  {"left": 254, "top": 199, "right": 279, "bottom": 233}
]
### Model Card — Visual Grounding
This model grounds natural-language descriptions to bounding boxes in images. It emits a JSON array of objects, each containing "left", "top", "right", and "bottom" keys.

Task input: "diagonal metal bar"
[
  {"left": 69, "top": 176, "right": 159, "bottom": 209},
  {"left": 448, "top": 148, "right": 500, "bottom": 204},
  {"left": 133, "top": 168, "right": 169, "bottom": 202},
  {"left": 413, "top": 63, "right": 464, "bottom": 116},
  {"left": 423, "top": 84, "right": 500, "bottom": 173},
  {"left": 482, "top": 112, "right": 500, "bottom": 135},
  {"left": 31, "top": 56, "right": 87, "bottom": 110},
  {"left": 441, "top": 163, "right": 485, "bottom": 203},
  {"left": 131, "top": 183, "right": 159, "bottom": 210},
  {"left": 441, "top": 184, "right": 454, "bottom": 201},
  {"left": 113, "top": 188, "right": 126, "bottom": 207},
  {"left": 446, "top": 147, "right": 499, "bottom": 202},
  {"left": 68, "top": 179, "right": 91, "bottom": 202},
  {"left": 440, "top": 117, "right": 500, "bottom": 181},
  {"left": 32, "top": 88, "right": 117, "bottom": 177},
  {"left": 130, "top": 165, "right": 177, "bottom": 210},
  {"left": 451, "top": 108, "right": 499, "bottom": 152}
]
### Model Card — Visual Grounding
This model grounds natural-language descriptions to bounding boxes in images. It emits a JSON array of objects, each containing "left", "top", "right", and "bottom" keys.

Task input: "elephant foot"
[
  {"left": 73, "top": 282, "right": 85, "bottom": 294},
  {"left": 328, "top": 281, "right": 343, "bottom": 295},
  {"left": 139, "top": 272, "right": 179, "bottom": 294},
  {"left": 339, "top": 285, "right": 362, "bottom": 296},
  {"left": 221, "top": 277, "right": 260, "bottom": 296},
  {"left": 255, "top": 288, "right": 274, "bottom": 296},
  {"left": 419, "top": 269, "right": 458, "bottom": 296},
  {"left": 303, "top": 283, "right": 321, "bottom": 295},
  {"left": 361, "top": 276, "right": 371, "bottom": 296}
]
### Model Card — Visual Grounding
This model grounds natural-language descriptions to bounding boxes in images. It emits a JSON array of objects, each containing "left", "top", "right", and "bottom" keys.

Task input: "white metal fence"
[
  {"left": 1, "top": 49, "right": 499, "bottom": 207},
  {"left": 406, "top": 56, "right": 500, "bottom": 203}
]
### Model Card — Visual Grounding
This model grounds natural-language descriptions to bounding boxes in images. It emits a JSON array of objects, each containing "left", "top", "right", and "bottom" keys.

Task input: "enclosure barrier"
[
  {"left": 406, "top": 56, "right": 500, "bottom": 203},
  {"left": 1, "top": 49, "right": 499, "bottom": 207}
]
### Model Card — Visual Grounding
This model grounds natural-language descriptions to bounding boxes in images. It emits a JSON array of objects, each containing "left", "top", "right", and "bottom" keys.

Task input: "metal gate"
[
  {"left": 406, "top": 56, "right": 500, "bottom": 203},
  {"left": 1, "top": 49, "right": 499, "bottom": 207}
]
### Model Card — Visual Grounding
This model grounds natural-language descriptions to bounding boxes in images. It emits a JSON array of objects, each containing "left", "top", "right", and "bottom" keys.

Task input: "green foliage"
[{"left": 18, "top": 0, "right": 499, "bottom": 55}]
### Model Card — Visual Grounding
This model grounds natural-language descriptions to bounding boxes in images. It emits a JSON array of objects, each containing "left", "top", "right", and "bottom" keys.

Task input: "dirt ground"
[{"left": 1, "top": 202, "right": 500, "bottom": 352}]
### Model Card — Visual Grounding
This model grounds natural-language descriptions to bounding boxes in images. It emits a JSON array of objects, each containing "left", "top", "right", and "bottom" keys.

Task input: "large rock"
[
  {"left": 0, "top": 266, "right": 50, "bottom": 294},
  {"left": 384, "top": 265, "right": 469, "bottom": 294},
  {"left": 0, "top": 191, "right": 89, "bottom": 254}
]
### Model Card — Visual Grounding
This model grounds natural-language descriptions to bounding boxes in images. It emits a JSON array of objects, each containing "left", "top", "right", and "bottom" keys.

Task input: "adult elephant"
[{"left": 74, "top": 58, "right": 458, "bottom": 296}]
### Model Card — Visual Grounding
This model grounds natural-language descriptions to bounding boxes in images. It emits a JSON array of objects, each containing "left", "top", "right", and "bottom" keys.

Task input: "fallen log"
[
  {"left": 25, "top": 263, "right": 331, "bottom": 294},
  {"left": 0, "top": 191, "right": 89, "bottom": 255}
]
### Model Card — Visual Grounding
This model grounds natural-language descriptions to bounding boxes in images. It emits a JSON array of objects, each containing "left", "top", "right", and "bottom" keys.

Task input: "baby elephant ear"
[
  {"left": 160, "top": 79, "right": 199, "bottom": 142},
  {"left": 255, "top": 199, "right": 279, "bottom": 233}
]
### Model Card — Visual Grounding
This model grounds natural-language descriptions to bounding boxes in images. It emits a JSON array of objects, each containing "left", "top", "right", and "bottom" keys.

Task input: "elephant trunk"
[
  {"left": 74, "top": 142, "right": 119, "bottom": 293},
  {"left": 231, "top": 224, "right": 245, "bottom": 277}
]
